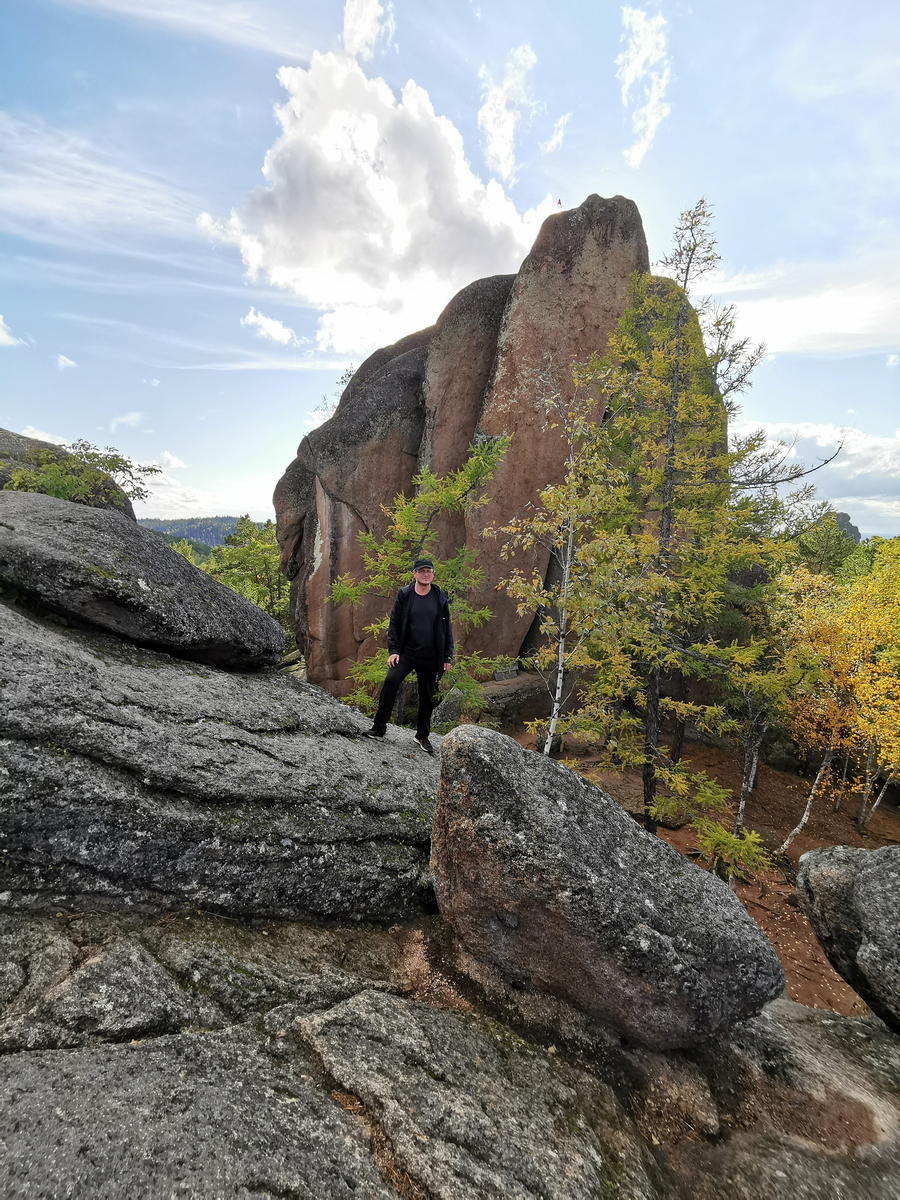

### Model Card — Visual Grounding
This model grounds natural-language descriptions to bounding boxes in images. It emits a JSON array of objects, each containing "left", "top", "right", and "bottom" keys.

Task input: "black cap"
[{"left": 412, "top": 558, "right": 434, "bottom": 571}]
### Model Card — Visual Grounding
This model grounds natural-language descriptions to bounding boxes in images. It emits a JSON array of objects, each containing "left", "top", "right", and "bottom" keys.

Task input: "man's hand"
[
  {"left": 443, "top": 662, "right": 451, "bottom": 672},
  {"left": 388, "top": 654, "right": 400, "bottom": 667}
]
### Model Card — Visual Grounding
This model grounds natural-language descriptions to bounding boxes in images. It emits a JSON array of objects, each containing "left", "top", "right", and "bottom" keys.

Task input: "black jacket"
[{"left": 387, "top": 583, "right": 454, "bottom": 664}]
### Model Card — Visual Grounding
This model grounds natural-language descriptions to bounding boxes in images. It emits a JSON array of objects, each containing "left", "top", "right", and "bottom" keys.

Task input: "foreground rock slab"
[
  {"left": 301, "top": 988, "right": 664, "bottom": 1200},
  {"left": 797, "top": 844, "right": 900, "bottom": 1033},
  {"left": 0, "top": 601, "right": 438, "bottom": 922},
  {"left": 432, "top": 726, "right": 784, "bottom": 1050},
  {"left": 2, "top": 910, "right": 899, "bottom": 1199},
  {"left": 0, "top": 490, "right": 285, "bottom": 668}
]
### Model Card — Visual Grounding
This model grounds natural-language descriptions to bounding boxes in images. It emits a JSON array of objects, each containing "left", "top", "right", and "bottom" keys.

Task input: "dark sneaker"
[
  {"left": 363, "top": 728, "right": 385, "bottom": 739},
  {"left": 415, "top": 736, "right": 435, "bottom": 756}
]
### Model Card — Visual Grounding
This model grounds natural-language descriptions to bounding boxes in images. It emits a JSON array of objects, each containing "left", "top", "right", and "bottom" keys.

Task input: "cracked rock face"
[
  {"left": 797, "top": 845, "right": 900, "bottom": 1033},
  {"left": 2, "top": 911, "right": 900, "bottom": 1199},
  {"left": 300, "top": 988, "right": 664, "bottom": 1199},
  {"left": 0, "top": 599, "right": 439, "bottom": 922},
  {"left": 0, "top": 490, "right": 285, "bottom": 669},
  {"left": 431, "top": 726, "right": 785, "bottom": 1050}
]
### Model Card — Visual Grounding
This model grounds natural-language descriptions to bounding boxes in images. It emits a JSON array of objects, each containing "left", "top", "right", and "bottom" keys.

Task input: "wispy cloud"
[
  {"left": 56, "top": 354, "right": 77, "bottom": 370},
  {"left": 0, "top": 315, "right": 22, "bottom": 347},
  {"left": 52, "top": 0, "right": 312, "bottom": 60},
  {"left": 0, "top": 112, "right": 197, "bottom": 247},
  {"left": 616, "top": 7, "right": 671, "bottom": 168},
  {"left": 240, "top": 307, "right": 298, "bottom": 345},
  {"left": 477, "top": 44, "right": 537, "bottom": 181},
  {"left": 110, "top": 410, "right": 144, "bottom": 431},
  {"left": 540, "top": 113, "right": 571, "bottom": 155},
  {"left": 342, "top": 0, "right": 393, "bottom": 60},
  {"left": 888, "top": 354, "right": 899, "bottom": 367},
  {"left": 714, "top": 255, "right": 900, "bottom": 354},
  {"left": 172, "top": 357, "right": 354, "bottom": 372}
]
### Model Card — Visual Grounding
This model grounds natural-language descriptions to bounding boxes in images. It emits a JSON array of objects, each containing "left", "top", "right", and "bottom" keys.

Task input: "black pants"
[{"left": 372, "top": 653, "right": 441, "bottom": 739}]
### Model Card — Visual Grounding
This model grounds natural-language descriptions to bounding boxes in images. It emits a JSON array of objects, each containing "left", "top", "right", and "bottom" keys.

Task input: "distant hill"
[
  {"left": 137, "top": 517, "right": 262, "bottom": 546},
  {"left": 834, "top": 511, "right": 861, "bottom": 544}
]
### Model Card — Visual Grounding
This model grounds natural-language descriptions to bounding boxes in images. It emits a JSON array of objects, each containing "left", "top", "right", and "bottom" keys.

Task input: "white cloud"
[
  {"left": 0, "top": 112, "right": 196, "bottom": 246},
  {"left": 144, "top": 378, "right": 161, "bottom": 387},
  {"left": 732, "top": 417, "right": 900, "bottom": 535},
  {"left": 133, "top": 461, "right": 277, "bottom": 520},
  {"left": 21, "top": 425, "right": 67, "bottom": 445},
  {"left": 110, "top": 410, "right": 143, "bottom": 431},
  {"left": 342, "top": 0, "right": 392, "bottom": 60},
  {"left": 888, "top": 354, "right": 899, "bottom": 367},
  {"left": 0, "top": 314, "right": 21, "bottom": 347},
  {"left": 157, "top": 450, "right": 188, "bottom": 470},
  {"left": 52, "top": 0, "right": 312, "bottom": 59},
  {"left": 616, "top": 7, "right": 671, "bottom": 168},
  {"left": 200, "top": 54, "right": 555, "bottom": 354},
  {"left": 477, "top": 44, "right": 537, "bottom": 181},
  {"left": 240, "top": 306, "right": 298, "bottom": 345},
  {"left": 540, "top": 113, "right": 571, "bottom": 155},
  {"left": 56, "top": 354, "right": 77, "bottom": 370},
  {"left": 713, "top": 255, "right": 900, "bottom": 354}
]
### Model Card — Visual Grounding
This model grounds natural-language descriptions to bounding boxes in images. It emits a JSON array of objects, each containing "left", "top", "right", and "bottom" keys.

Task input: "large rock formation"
[
  {"left": 0, "top": 599, "right": 438, "bottom": 923},
  {"left": 796, "top": 845, "right": 900, "bottom": 1033},
  {"left": 431, "top": 727, "right": 784, "bottom": 1050},
  {"left": 0, "top": 490, "right": 285, "bottom": 669},
  {"left": 275, "top": 195, "right": 649, "bottom": 694}
]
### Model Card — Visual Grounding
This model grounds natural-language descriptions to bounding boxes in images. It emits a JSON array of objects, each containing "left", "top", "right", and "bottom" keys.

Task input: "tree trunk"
[
  {"left": 854, "top": 745, "right": 877, "bottom": 833},
  {"left": 780, "top": 745, "right": 834, "bottom": 856},
  {"left": 544, "top": 525, "right": 575, "bottom": 756},
  {"left": 734, "top": 730, "right": 764, "bottom": 836},
  {"left": 669, "top": 675, "right": 687, "bottom": 763},
  {"left": 642, "top": 669, "right": 660, "bottom": 834},
  {"left": 864, "top": 773, "right": 895, "bottom": 826},
  {"left": 832, "top": 751, "right": 850, "bottom": 813}
]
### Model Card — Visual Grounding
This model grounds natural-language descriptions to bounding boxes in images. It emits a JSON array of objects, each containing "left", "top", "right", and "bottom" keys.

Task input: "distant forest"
[{"left": 137, "top": 516, "right": 263, "bottom": 546}]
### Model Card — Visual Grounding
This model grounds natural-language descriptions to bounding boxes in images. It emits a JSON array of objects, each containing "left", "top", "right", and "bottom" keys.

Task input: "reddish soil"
[{"left": 513, "top": 731, "right": 900, "bottom": 1017}]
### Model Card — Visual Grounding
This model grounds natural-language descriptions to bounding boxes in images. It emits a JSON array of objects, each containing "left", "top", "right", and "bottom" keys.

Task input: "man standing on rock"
[{"left": 364, "top": 558, "right": 453, "bottom": 755}]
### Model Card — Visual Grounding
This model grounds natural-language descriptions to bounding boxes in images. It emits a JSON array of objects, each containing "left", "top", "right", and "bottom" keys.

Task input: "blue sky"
[{"left": 1, "top": 0, "right": 898, "bottom": 532}]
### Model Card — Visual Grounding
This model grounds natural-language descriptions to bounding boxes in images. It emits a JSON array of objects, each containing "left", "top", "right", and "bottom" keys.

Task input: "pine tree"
[{"left": 330, "top": 438, "right": 511, "bottom": 716}]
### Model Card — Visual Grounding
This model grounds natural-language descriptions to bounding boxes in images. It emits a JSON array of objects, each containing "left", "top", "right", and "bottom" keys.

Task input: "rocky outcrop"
[
  {"left": 2, "top": 909, "right": 900, "bottom": 1199},
  {"left": 431, "top": 726, "right": 784, "bottom": 1050},
  {"left": 275, "top": 195, "right": 649, "bottom": 694},
  {"left": 0, "top": 425, "right": 136, "bottom": 518},
  {"left": 796, "top": 845, "right": 900, "bottom": 1032},
  {"left": 0, "top": 490, "right": 285, "bottom": 669},
  {"left": 464, "top": 194, "right": 649, "bottom": 656},
  {"left": 274, "top": 340, "right": 432, "bottom": 689},
  {"left": 0, "top": 599, "right": 438, "bottom": 922}
]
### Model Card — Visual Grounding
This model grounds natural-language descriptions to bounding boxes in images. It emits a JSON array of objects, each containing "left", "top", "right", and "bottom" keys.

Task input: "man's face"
[{"left": 413, "top": 566, "right": 434, "bottom": 583}]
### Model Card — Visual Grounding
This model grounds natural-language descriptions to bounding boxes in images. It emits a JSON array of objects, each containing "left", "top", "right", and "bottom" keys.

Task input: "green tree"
[
  {"left": 795, "top": 511, "right": 858, "bottom": 576},
  {"left": 330, "top": 438, "right": 511, "bottom": 717},
  {"left": 3, "top": 439, "right": 161, "bottom": 510},
  {"left": 202, "top": 517, "right": 294, "bottom": 645},
  {"left": 494, "top": 200, "right": 827, "bottom": 858}
]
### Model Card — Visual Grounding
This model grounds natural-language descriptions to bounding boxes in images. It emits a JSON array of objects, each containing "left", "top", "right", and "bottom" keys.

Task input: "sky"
[{"left": 1, "top": 0, "right": 898, "bottom": 534}]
